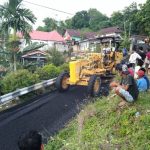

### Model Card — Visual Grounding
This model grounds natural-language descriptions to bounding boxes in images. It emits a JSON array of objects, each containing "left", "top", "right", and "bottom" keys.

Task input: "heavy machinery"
[{"left": 56, "top": 50, "right": 123, "bottom": 97}]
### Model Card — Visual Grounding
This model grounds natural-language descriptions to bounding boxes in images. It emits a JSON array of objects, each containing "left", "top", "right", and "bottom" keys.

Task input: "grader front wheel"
[
  {"left": 56, "top": 72, "right": 70, "bottom": 92},
  {"left": 87, "top": 75, "right": 101, "bottom": 97}
]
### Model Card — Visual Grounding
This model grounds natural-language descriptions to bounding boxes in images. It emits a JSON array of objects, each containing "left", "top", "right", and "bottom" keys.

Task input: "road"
[
  {"left": 0, "top": 76, "right": 111, "bottom": 150},
  {"left": 0, "top": 86, "right": 88, "bottom": 150}
]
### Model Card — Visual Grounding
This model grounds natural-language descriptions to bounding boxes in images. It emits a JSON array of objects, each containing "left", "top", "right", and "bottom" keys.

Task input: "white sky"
[{"left": 0, "top": 0, "right": 146, "bottom": 29}]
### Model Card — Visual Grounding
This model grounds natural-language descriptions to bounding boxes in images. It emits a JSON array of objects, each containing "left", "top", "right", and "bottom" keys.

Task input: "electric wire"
[{"left": 23, "top": 1, "right": 74, "bottom": 16}]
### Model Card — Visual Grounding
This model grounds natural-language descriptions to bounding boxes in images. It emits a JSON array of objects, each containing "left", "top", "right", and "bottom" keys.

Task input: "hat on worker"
[
  {"left": 137, "top": 70, "right": 145, "bottom": 78},
  {"left": 122, "top": 64, "right": 129, "bottom": 75}
]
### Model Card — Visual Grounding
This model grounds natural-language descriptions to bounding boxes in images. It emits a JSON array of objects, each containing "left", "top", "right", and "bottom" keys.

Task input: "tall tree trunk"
[
  {"left": 13, "top": 53, "right": 17, "bottom": 71},
  {"left": 13, "top": 27, "right": 17, "bottom": 71}
]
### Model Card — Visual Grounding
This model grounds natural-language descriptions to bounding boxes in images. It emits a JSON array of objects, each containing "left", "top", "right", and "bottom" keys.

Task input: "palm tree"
[{"left": 0, "top": 0, "right": 36, "bottom": 71}]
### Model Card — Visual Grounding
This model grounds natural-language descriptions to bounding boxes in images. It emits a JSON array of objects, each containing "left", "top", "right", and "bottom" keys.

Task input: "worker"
[
  {"left": 110, "top": 64, "right": 139, "bottom": 106},
  {"left": 18, "top": 130, "right": 44, "bottom": 150},
  {"left": 129, "top": 49, "right": 141, "bottom": 68}
]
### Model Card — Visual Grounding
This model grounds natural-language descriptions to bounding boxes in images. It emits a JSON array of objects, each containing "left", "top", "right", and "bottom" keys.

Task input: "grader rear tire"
[
  {"left": 87, "top": 75, "right": 101, "bottom": 97},
  {"left": 56, "top": 72, "right": 70, "bottom": 92}
]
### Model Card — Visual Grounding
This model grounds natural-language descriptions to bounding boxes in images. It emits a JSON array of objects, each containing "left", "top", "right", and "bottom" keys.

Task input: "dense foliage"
[
  {"left": 0, "top": 63, "right": 69, "bottom": 94},
  {"left": 1, "top": 69, "right": 40, "bottom": 94},
  {"left": 35, "top": 63, "right": 69, "bottom": 81},
  {"left": 35, "top": 64, "right": 60, "bottom": 80},
  {"left": 37, "top": 1, "right": 150, "bottom": 36},
  {"left": 46, "top": 48, "right": 65, "bottom": 66},
  {"left": 0, "top": 0, "right": 36, "bottom": 71}
]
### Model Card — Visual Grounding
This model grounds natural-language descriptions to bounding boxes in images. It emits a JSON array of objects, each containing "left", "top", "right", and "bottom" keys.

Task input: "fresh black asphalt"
[
  {"left": 0, "top": 86, "right": 89, "bottom": 150},
  {"left": 0, "top": 78, "right": 110, "bottom": 150}
]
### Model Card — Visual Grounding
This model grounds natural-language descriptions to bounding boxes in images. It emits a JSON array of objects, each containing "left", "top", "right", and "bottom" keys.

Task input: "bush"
[
  {"left": 1, "top": 69, "right": 40, "bottom": 94},
  {"left": 58, "top": 63, "right": 69, "bottom": 73},
  {"left": 36, "top": 64, "right": 60, "bottom": 80},
  {"left": 47, "top": 47, "right": 65, "bottom": 66}
]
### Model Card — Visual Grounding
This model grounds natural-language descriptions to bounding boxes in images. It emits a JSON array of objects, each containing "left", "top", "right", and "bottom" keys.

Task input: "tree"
[
  {"left": 88, "top": 9, "right": 110, "bottom": 31},
  {"left": 0, "top": 0, "right": 36, "bottom": 71},
  {"left": 37, "top": 17, "right": 57, "bottom": 32},
  {"left": 122, "top": 2, "right": 139, "bottom": 35},
  {"left": 111, "top": 11, "right": 124, "bottom": 28},
  {"left": 46, "top": 47, "right": 65, "bottom": 66},
  {"left": 137, "top": 0, "right": 150, "bottom": 35},
  {"left": 65, "top": 18, "right": 73, "bottom": 29},
  {"left": 72, "top": 10, "right": 90, "bottom": 29},
  {"left": 110, "top": 3, "right": 142, "bottom": 35},
  {"left": 57, "top": 21, "right": 66, "bottom": 35}
]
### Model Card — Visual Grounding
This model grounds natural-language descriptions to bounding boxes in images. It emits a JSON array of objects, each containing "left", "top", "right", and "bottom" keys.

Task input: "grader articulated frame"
[
  {"left": 56, "top": 36, "right": 123, "bottom": 96},
  {"left": 56, "top": 51, "right": 122, "bottom": 97}
]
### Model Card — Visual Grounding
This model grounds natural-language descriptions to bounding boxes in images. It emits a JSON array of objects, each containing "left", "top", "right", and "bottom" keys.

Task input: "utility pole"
[
  {"left": 129, "top": 22, "right": 132, "bottom": 38},
  {"left": 124, "top": 21, "right": 127, "bottom": 38}
]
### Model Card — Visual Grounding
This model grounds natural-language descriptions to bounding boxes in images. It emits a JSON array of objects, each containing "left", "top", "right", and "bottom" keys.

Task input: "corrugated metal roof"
[
  {"left": 18, "top": 30, "right": 65, "bottom": 42},
  {"left": 99, "top": 27, "right": 122, "bottom": 35}
]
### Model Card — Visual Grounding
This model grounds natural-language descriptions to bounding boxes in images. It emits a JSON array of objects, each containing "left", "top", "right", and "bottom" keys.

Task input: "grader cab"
[{"left": 56, "top": 36, "right": 123, "bottom": 97}]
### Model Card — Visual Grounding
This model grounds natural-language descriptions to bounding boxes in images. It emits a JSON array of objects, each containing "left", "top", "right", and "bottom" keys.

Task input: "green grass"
[{"left": 45, "top": 91, "right": 150, "bottom": 150}]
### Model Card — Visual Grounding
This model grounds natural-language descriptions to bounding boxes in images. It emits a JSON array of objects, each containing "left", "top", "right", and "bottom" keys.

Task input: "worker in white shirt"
[{"left": 129, "top": 50, "right": 142, "bottom": 68}]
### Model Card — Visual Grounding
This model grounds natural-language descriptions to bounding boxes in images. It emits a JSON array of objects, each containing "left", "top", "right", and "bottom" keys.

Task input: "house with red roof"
[
  {"left": 19, "top": 30, "right": 68, "bottom": 52},
  {"left": 64, "top": 29, "right": 81, "bottom": 42}
]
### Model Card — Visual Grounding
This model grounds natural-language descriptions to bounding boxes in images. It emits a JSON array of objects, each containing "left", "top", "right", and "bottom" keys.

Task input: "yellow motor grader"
[{"left": 56, "top": 37, "right": 123, "bottom": 97}]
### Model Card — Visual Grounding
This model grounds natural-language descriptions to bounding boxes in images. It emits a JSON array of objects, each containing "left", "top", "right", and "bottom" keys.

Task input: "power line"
[{"left": 23, "top": 1, "right": 74, "bottom": 16}]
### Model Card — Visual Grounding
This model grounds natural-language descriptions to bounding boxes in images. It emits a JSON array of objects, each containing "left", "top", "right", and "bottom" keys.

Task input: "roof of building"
[
  {"left": 22, "top": 50, "right": 48, "bottom": 58},
  {"left": 18, "top": 30, "right": 65, "bottom": 42},
  {"left": 83, "top": 32, "right": 97, "bottom": 39},
  {"left": 130, "top": 35, "right": 148, "bottom": 40},
  {"left": 66, "top": 29, "right": 81, "bottom": 37},
  {"left": 99, "top": 27, "right": 122, "bottom": 35}
]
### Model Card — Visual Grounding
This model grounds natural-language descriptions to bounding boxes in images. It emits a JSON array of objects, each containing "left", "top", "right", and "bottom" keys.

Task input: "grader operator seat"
[{"left": 102, "top": 51, "right": 115, "bottom": 67}]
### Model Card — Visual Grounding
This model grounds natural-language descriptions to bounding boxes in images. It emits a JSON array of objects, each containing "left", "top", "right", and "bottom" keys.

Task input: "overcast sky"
[{"left": 0, "top": 0, "right": 146, "bottom": 29}]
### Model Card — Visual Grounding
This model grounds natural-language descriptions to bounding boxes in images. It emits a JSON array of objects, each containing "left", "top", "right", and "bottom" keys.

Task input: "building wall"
[
  {"left": 80, "top": 41, "right": 89, "bottom": 51},
  {"left": 72, "top": 36, "right": 81, "bottom": 42},
  {"left": 19, "top": 39, "right": 68, "bottom": 52},
  {"left": 79, "top": 41, "right": 97, "bottom": 52},
  {"left": 100, "top": 33, "right": 121, "bottom": 37}
]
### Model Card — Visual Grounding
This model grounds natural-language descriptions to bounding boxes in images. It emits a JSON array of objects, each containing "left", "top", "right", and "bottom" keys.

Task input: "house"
[
  {"left": 98, "top": 26, "right": 122, "bottom": 37},
  {"left": 21, "top": 50, "right": 48, "bottom": 66},
  {"left": 64, "top": 29, "right": 81, "bottom": 42},
  {"left": 79, "top": 27, "right": 123, "bottom": 52},
  {"left": 64, "top": 29, "right": 82, "bottom": 52},
  {"left": 19, "top": 30, "right": 68, "bottom": 52},
  {"left": 79, "top": 32, "right": 98, "bottom": 51}
]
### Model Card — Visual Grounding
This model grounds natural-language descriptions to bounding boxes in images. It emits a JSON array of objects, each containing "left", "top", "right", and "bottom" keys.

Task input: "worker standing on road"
[{"left": 18, "top": 130, "right": 44, "bottom": 150}]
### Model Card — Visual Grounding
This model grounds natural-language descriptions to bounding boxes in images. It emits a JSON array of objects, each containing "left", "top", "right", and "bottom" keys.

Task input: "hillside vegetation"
[{"left": 45, "top": 91, "right": 150, "bottom": 150}]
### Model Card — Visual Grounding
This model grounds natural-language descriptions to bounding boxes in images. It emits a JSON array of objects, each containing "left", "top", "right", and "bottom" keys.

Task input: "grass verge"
[{"left": 45, "top": 91, "right": 150, "bottom": 150}]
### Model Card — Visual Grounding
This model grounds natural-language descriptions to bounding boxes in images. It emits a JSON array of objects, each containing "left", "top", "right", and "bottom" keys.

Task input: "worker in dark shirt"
[
  {"left": 138, "top": 46, "right": 146, "bottom": 61},
  {"left": 110, "top": 64, "right": 139, "bottom": 105}
]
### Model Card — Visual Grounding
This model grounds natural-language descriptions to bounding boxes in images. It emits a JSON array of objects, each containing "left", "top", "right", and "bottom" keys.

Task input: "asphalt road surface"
[
  {"left": 0, "top": 86, "right": 89, "bottom": 150},
  {"left": 0, "top": 77, "right": 111, "bottom": 150}
]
